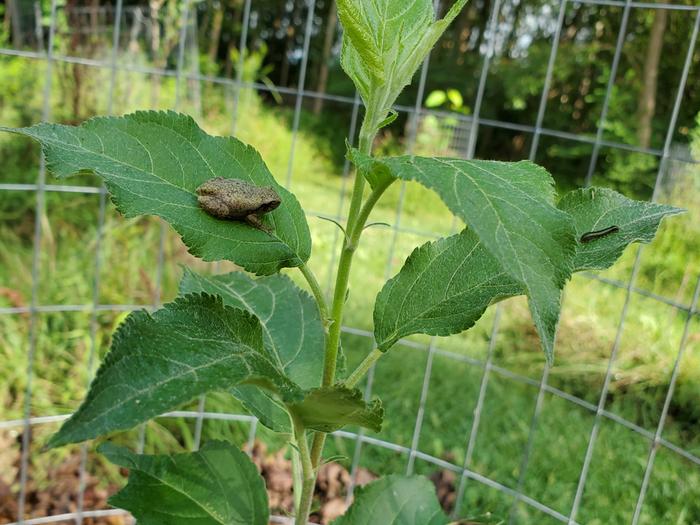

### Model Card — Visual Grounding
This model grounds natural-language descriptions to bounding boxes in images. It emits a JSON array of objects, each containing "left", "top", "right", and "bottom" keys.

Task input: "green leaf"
[
  {"left": 48, "top": 294, "right": 301, "bottom": 448},
  {"left": 558, "top": 187, "right": 684, "bottom": 272},
  {"left": 229, "top": 385, "right": 292, "bottom": 432},
  {"left": 446, "top": 88, "right": 463, "bottom": 108},
  {"left": 179, "top": 269, "right": 324, "bottom": 389},
  {"left": 337, "top": 0, "right": 467, "bottom": 124},
  {"left": 1, "top": 111, "right": 310, "bottom": 275},
  {"left": 333, "top": 474, "right": 448, "bottom": 525},
  {"left": 375, "top": 187, "right": 683, "bottom": 358},
  {"left": 377, "top": 109, "right": 399, "bottom": 130},
  {"left": 179, "top": 269, "right": 325, "bottom": 433},
  {"left": 374, "top": 230, "right": 523, "bottom": 351},
  {"left": 425, "top": 90, "right": 447, "bottom": 108},
  {"left": 357, "top": 153, "right": 577, "bottom": 361},
  {"left": 347, "top": 147, "right": 394, "bottom": 191},
  {"left": 290, "top": 386, "right": 383, "bottom": 433},
  {"left": 100, "top": 441, "right": 269, "bottom": 525}
]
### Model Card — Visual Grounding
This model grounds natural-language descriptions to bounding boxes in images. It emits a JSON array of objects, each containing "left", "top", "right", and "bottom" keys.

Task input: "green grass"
[{"left": 1, "top": 61, "right": 700, "bottom": 524}]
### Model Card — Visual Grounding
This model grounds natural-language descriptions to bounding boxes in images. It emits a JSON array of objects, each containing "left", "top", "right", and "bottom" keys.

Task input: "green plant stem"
[
  {"left": 309, "top": 431, "right": 326, "bottom": 470},
  {"left": 322, "top": 122, "right": 385, "bottom": 387},
  {"left": 299, "top": 113, "right": 391, "bottom": 523},
  {"left": 345, "top": 348, "right": 384, "bottom": 388},
  {"left": 298, "top": 263, "right": 330, "bottom": 324},
  {"left": 293, "top": 414, "right": 315, "bottom": 525}
]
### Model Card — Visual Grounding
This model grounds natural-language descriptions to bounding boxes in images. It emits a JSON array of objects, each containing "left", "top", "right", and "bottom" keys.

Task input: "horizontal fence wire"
[{"left": 1, "top": 0, "right": 699, "bottom": 524}]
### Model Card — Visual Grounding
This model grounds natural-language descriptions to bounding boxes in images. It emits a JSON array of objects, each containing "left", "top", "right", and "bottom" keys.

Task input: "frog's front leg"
[{"left": 245, "top": 213, "right": 273, "bottom": 233}]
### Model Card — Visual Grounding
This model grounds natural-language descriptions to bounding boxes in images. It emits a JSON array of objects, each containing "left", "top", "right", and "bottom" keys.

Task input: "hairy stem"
[
  {"left": 345, "top": 348, "right": 383, "bottom": 388},
  {"left": 293, "top": 414, "right": 315, "bottom": 525},
  {"left": 322, "top": 120, "right": 385, "bottom": 386},
  {"left": 297, "top": 111, "right": 391, "bottom": 523}
]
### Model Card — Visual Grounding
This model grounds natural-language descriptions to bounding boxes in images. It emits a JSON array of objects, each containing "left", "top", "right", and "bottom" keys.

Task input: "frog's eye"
[{"left": 259, "top": 200, "right": 281, "bottom": 213}]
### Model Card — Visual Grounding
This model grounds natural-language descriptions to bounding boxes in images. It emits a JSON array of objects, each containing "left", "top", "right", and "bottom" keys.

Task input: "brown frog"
[{"left": 196, "top": 177, "right": 281, "bottom": 232}]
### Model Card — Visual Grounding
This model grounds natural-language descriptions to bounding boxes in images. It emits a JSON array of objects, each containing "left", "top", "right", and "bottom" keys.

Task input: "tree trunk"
[
  {"left": 224, "top": 35, "right": 234, "bottom": 78},
  {"left": 149, "top": 0, "right": 164, "bottom": 105},
  {"left": 3, "top": 1, "right": 10, "bottom": 40},
  {"left": 473, "top": 0, "right": 491, "bottom": 56},
  {"left": 312, "top": 0, "right": 337, "bottom": 115},
  {"left": 90, "top": 0, "right": 100, "bottom": 38},
  {"left": 504, "top": 0, "right": 523, "bottom": 56},
  {"left": 208, "top": 4, "right": 224, "bottom": 63},
  {"left": 279, "top": 2, "right": 299, "bottom": 88},
  {"left": 8, "top": 0, "right": 24, "bottom": 48},
  {"left": 637, "top": 1, "right": 668, "bottom": 149}
]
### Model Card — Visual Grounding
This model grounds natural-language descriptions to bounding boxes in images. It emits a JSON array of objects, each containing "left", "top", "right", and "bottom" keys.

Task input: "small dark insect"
[{"left": 580, "top": 225, "right": 620, "bottom": 243}]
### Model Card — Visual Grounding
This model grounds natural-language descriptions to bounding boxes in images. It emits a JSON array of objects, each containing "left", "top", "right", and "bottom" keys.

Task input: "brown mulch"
[
  {"left": 0, "top": 432, "right": 460, "bottom": 525},
  {"left": 0, "top": 430, "right": 120, "bottom": 525},
  {"left": 250, "top": 441, "right": 378, "bottom": 523}
]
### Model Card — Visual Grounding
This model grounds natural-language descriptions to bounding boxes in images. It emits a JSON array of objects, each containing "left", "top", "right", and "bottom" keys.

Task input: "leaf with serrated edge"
[
  {"left": 48, "top": 294, "right": 301, "bottom": 448},
  {"left": 374, "top": 230, "right": 523, "bottom": 351},
  {"left": 100, "top": 441, "right": 269, "bottom": 525},
  {"left": 290, "top": 386, "right": 383, "bottom": 433},
  {"left": 0, "top": 111, "right": 310, "bottom": 275},
  {"left": 337, "top": 0, "right": 467, "bottom": 123},
  {"left": 179, "top": 269, "right": 325, "bottom": 432},
  {"left": 333, "top": 474, "right": 448, "bottom": 525},
  {"left": 179, "top": 269, "right": 324, "bottom": 388},
  {"left": 355, "top": 152, "right": 576, "bottom": 361},
  {"left": 558, "top": 187, "right": 684, "bottom": 271},
  {"left": 374, "top": 187, "right": 681, "bottom": 358}
]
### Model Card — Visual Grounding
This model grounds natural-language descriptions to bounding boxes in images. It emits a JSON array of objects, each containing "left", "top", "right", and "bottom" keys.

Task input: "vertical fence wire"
[
  {"left": 567, "top": 11, "right": 700, "bottom": 523},
  {"left": 284, "top": 0, "right": 317, "bottom": 189},
  {"left": 631, "top": 276, "right": 700, "bottom": 524},
  {"left": 230, "top": 0, "right": 252, "bottom": 135},
  {"left": 74, "top": 0, "right": 124, "bottom": 521},
  {"left": 403, "top": 2, "right": 464, "bottom": 475},
  {"left": 134, "top": 0, "right": 191, "bottom": 466},
  {"left": 456, "top": 0, "right": 569, "bottom": 517},
  {"left": 508, "top": 0, "right": 634, "bottom": 517},
  {"left": 451, "top": 307, "right": 503, "bottom": 517},
  {"left": 405, "top": 340, "right": 437, "bottom": 475},
  {"left": 505, "top": 0, "right": 634, "bottom": 517},
  {"left": 583, "top": 0, "right": 634, "bottom": 187},
  {"left": 201, "top": 0, "right": 256, "bottom": 450},
  {"left": 194, "top": 0, "right": 254, "bottom": 455},
  {"left": 508, "top": 0, "right": 600, "bottom": 525},
  {"left": 465, "top": 0, "right": 503, "bottom": 159},
  {"left": 451, "top": 0, "right": 533, "bottom": 514},
  {"left": 16, "top": 0, "right": 58, "bottom": 521}
]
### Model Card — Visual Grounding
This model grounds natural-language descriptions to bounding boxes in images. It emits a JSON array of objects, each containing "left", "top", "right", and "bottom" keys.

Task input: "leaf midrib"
[{"left": 137, "top": 467, "right": 230, "bottom": 524}]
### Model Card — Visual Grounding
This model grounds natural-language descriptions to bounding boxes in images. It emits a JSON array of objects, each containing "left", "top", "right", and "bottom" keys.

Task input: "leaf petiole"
[
  {"left": 345, "top": 348, "right": 384, "bottom": 388},
  {"left": 298, "top": 263, "right": 330, "bottom": 326}
]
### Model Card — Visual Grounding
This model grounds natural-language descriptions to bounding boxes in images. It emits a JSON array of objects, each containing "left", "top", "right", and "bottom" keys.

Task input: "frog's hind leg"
[{"left": 245, "top": 214, "right": 273, "bottom": 233}]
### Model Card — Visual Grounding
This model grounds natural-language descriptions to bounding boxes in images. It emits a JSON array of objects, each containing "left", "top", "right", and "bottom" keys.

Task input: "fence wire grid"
[{"left": 0, "top": 0, "right": 699, "bottom": 524}]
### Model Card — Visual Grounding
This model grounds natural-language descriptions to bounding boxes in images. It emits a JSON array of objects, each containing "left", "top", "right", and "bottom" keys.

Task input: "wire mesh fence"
[{"left": 0, "top": 0, "right": 699, "bottom": 523}]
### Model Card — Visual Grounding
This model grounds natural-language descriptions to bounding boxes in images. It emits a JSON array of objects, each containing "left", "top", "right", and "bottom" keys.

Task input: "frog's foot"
[{"left": 245, "top": 214, "right": 273, "bottom": 233}]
